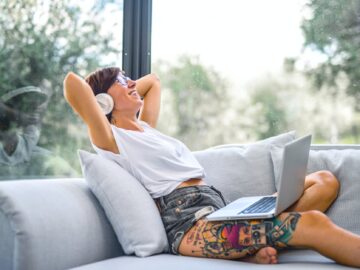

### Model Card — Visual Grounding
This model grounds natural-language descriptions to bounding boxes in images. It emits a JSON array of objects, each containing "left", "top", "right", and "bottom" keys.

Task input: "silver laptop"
[{"left": 206, "top": 134, "right": 312, "bottom": 221}]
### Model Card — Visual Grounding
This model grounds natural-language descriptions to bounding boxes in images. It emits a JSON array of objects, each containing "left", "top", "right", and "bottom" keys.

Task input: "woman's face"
[{"left": 107, "top": 73, "right": 143, "bottom": 113}]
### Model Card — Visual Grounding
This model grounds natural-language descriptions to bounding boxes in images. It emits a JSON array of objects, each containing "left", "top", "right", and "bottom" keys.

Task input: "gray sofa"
[{"left": 1, "top": 140, "right": 359, "bottom": 270}]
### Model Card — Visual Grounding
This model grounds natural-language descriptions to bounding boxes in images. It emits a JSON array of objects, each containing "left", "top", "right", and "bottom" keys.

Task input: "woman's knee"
[
  {"left": 279, "top": 210, "right": 329, "bottom": 229},
  {"left": 314, "top": 170, "right": 340, "bottom": 200},
  {"left": 286, "top": 210, "right": 333, "bottom": 247},
  {"left": 301, "top": 210, "right": 331, "bottom": 227}
]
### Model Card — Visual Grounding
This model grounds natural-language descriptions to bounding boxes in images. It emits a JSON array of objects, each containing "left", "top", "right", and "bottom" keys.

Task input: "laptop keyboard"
[{"left": 239, "top": 197, "right": 276, "bottom": 214}]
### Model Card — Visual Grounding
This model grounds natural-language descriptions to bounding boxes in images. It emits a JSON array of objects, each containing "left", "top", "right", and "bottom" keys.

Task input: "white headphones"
[{"left": 95, "top": 93, "right": 114, "bottom": 115}]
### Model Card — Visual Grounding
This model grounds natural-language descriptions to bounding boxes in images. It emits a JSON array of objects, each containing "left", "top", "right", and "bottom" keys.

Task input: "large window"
[
  {"left": 0, "top": 0, "right": 123, "bottom": 180},
  {"left": 152, "top": 0, "right": 360, "bottom": 150},
  {"left": 2, "top": 0, "right": 360, "bottom": 181}
]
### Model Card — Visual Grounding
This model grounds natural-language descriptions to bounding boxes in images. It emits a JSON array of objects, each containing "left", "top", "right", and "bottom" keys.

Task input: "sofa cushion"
[
  {"left": 78, "top": 150, "right": 169, "bottom": 257},
  {"left": 193, "top": 131, "right": 296, "bottom": 202},
  {"left": 69, "top": 251, "right": 341, "bottom": 270},
  {"left": 271, "top": 147, "right": 360, "bottom": 235}
]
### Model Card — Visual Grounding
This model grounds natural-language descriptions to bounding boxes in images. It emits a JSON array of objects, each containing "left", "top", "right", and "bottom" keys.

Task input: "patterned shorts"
[{"left": 155, "top": 185, "right": 227, "bottom": 254}]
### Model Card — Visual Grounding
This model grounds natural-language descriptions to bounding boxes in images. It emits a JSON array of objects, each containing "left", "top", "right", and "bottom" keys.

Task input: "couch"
[{"left": 1, "top": 134, "right": 359, "bottom": 270}]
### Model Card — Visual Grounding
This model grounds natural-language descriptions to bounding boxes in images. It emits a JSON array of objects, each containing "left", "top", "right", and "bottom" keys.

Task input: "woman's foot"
[{"left": 244, "top": 247, "right": 278, "bottom": 264}]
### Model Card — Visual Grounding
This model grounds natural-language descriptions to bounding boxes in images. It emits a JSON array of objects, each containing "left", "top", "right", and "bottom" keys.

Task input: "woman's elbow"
[
  {"left": 64, "top": 71, "right": 75, "bottom": 82},
  {"left": 150, "top": 73, "right": 160, "bottom": 83},
  {"left": 63, "top": 72, "right": 77, "bottom": 101}
]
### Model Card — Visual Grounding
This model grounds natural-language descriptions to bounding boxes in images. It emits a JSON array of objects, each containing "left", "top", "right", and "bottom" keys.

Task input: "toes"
[
  {"left": 265, "top": 247, "right": 278, "bottom": 264},
  {"left": 271, "top": 255, "right": 278, "bottom": 264},
  {"left": 253, "top": 247, "right": 278, "bottom": 264},
  {"left": 256, "top": 250, "right": 271, "bottom": 264},
  {"left": 266, "top": 247, "right": 277, "bottom": 257}
]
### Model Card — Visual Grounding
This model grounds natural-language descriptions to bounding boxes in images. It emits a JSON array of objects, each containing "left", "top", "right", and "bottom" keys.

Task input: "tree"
[
  {"left": 0, "top": 0, "right": 120, "bottom": 175},
  {"left": 249, "top": 79, "right": 288, "bottom": 140},
  {"left": 299, "top": 0, "right": 360, "bottom": 142},
  {"left": 301, "top": 0, "right": 360, "bottom": 107}
]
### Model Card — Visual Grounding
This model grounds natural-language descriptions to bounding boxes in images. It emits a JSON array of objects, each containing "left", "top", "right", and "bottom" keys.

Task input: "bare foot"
[{"left": 243, "top": 247, "right": 278, "bottom": 264}]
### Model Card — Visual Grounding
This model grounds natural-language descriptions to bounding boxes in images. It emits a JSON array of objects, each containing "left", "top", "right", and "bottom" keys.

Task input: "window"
[
  {"left": 2, "top": 0, "right": 359, "bottom": 181},
  {"left": 0, "top": 0, "right": 123, "bottom": 180},
  {"left": 152, "top": 0, "right": 360, "bottom": 150}
]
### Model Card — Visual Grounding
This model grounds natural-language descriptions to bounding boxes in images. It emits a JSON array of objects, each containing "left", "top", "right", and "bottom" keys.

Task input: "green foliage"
[
  {"left": 153, "top": 55, "right": 230, "bottom": 150},
  {"left": 301, "top": 0, "right": 360, "bottom": 106},
  {"left": 0, "top": 0, "right": 120, "bottom": 176},
  {"left": 249, "top": 78, "right": 288, "bottom": 139}
]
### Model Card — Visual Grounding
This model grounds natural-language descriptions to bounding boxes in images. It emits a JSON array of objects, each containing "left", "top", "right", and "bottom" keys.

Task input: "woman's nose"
[{"left": 127, "top": 79, "right": 136, "bottom": 88}]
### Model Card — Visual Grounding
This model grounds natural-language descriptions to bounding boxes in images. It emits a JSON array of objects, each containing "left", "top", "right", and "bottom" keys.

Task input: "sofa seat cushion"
[{"left": 69, "top": 250, "right": 351, "bottom": 270}]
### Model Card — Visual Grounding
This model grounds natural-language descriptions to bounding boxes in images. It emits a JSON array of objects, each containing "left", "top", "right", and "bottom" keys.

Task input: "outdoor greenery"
[
  {"left": 301, "top": 0, "right": 360, "bottom": 104},
  {"left": 153, "top": 0, "right": 360, "bottom": 145},
  {"left": 299, "top": 0, "right": 360, "bottom": 142},
  {"left": 153, "top": 56, "right": 231, "bottom": 150}
]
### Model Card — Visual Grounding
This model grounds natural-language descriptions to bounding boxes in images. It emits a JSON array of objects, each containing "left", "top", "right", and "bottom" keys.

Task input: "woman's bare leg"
[
  {"left": 289, "top": 210, "right": 360, "bottom": 267},
  {"left": 286, "top": 170, "right": 339, "bottom": 212},
  {"left": 178, "top": 211, "right": 360, "bottom": 267}
]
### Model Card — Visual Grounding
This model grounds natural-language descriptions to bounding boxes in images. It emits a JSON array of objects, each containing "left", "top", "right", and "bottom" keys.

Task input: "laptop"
[{"left": 206, "top": 134, "right": 312, "bottom": 221}]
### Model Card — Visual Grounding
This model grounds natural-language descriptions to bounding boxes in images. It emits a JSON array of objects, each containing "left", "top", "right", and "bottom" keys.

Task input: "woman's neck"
[{"left": 111, "top": 115, "right": 144, "bottom": 132}]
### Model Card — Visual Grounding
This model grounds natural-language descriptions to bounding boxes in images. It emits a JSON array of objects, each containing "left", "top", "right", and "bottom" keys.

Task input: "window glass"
[
  {"left": 152, "top": 0, "right": 359, "bottom": 150},
  {"left": 0, "top": 0, "right": 123, "bottom": 180}
]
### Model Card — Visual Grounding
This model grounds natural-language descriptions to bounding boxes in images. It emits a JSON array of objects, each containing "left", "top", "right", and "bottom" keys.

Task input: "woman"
[{"left": 63, "top": 67, "right": 360, "bottom": 267}]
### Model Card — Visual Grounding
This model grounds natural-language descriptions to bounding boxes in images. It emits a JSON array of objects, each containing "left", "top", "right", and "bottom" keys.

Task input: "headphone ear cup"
[{"left": 95, "top": 93, "right": 114, "bottom": 115}]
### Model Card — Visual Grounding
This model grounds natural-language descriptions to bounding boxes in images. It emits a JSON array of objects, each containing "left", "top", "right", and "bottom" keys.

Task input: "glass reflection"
[{"left": 0, "top": 87, "right": 76, "bottom": 179}]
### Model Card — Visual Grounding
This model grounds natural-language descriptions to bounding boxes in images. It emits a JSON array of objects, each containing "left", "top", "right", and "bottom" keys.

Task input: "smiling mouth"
[{"left": 128, "top": 90, "right": 139, "bottom": 98}]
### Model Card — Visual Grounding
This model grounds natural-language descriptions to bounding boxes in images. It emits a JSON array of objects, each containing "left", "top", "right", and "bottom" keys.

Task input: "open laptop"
[{"left": 206, "top": 134, "right": 312, "bottom": 221}]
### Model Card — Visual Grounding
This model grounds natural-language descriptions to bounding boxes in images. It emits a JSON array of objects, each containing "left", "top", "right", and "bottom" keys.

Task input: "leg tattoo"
[
  {"left": 201, "top": 220, "right": 266, "bottom": 256},
  {"left": 267, "top": 213, "right": 301, "bottom": 248},
  {"left": 187, "top": 213, "right": 302, "bottom": 258}
]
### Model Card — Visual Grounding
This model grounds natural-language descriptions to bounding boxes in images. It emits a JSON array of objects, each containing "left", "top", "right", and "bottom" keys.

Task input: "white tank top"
[{"left": 92, "top": 120, "right": 206, "bottom": 198}]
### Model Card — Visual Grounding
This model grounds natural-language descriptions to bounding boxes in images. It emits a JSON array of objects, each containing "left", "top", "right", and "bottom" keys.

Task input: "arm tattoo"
[{"left": 192, "top": 213, "right": 301, "bottom": 257}]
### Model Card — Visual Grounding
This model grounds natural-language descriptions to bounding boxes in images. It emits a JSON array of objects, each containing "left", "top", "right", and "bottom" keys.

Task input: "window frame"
[{"left": 122, "top": 0, "right": 152, "bottom": 79}]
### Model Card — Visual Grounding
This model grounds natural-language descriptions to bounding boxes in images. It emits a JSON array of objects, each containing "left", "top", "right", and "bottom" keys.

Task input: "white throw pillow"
[{"left": 78, "top": 150, "right": 169, "bottom": 257}]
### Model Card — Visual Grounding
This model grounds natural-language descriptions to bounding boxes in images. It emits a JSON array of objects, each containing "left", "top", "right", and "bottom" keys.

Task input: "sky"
[{"left": 151, "top": 0, "right": 310, "bottom": 90}]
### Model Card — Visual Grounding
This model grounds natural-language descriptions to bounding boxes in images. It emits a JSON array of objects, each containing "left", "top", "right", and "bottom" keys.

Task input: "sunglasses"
[{"left": 115, "top": 74, "right": 131, "bottom": 87}]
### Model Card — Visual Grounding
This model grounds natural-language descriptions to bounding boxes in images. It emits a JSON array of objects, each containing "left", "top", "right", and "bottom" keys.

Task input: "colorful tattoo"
[
  {"left": 267, "top": 212, "right": 301, "bottom": 248},
  {"left": 186, "top": 221, "right": 205, "bottom": 246},
  {"left": 188, "top": 213, "right": 301, "bottom": 257}
]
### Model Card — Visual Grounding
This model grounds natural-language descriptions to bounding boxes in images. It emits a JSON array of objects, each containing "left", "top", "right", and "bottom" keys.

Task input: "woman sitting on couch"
[{"left": 63, "top": 67, "right": 360, "bottom": 267}]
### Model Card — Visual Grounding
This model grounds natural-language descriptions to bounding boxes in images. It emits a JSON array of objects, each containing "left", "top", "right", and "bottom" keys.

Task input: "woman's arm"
[
  {"left": 63, "top": 72, "right": 118, "bottom": 154},
  {"left": 136, "top": 74, "right": 161, "bottom": 128}
]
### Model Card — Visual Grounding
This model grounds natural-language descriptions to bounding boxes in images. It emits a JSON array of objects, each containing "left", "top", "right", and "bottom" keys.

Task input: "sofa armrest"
[{"left": 0, "top": 178, "right": 123, "bottom": 270}]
